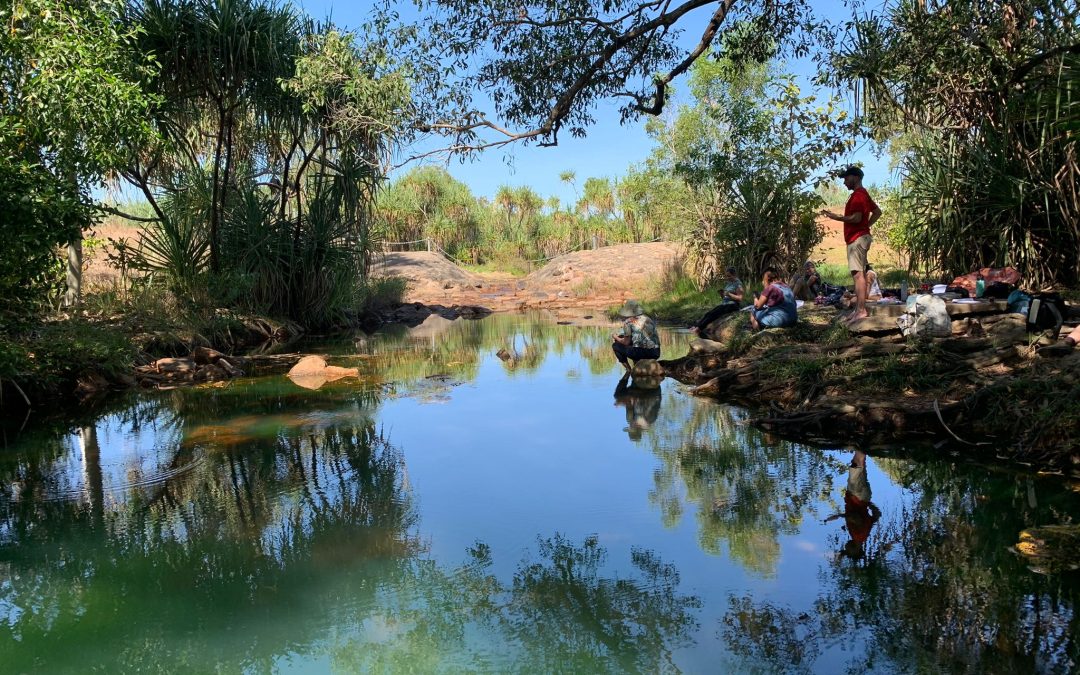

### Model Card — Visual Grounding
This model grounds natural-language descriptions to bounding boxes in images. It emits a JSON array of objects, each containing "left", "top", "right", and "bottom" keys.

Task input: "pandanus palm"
[{"left": 132, "top": 0, "right": 303, "bottom": 272}]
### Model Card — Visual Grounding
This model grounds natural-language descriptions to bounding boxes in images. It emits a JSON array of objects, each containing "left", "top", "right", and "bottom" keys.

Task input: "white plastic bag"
[{"left": 897, "top": 294, "right": 951, "bottom": 338}]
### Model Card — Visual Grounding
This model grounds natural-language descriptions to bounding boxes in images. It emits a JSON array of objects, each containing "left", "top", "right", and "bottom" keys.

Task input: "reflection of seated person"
[
  {"left": 690, "top": 266, "right": 744, "bottom": 336},
  {"left": 750, "top": 268, "right": 798, "bottom": 330},
  {"left": 824, "top": 450, "right": 881, "bottom": 560},
  {"left": 612, "top": 300, "right": 661, "bottom": 372},
  {"left": 789, "top": 260, "right": 823, "bottom": 301},
  {"left": 613, "top": 372, "right": 662, "bottom": 441}
]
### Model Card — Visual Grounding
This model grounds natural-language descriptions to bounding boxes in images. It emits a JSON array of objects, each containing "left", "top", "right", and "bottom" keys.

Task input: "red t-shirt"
[
  {"left": 843, "top": 187, "right": 878, "bottom": 244},
  {"left": 844, "top": 491, "right": 877, "bottom": 544}
]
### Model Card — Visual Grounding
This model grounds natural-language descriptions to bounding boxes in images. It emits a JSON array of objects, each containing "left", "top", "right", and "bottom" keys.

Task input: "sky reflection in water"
[{"left": 1, "top": 312, "right": 1079, "bottom": 673}]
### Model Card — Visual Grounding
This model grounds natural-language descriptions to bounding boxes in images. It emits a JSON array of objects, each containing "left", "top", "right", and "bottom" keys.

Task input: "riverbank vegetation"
[{"left": 4, "top": 0, "right": 1080, "bottom": 442}]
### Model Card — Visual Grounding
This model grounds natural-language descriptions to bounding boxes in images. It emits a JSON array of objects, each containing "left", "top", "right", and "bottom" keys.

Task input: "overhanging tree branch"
[{"left": 633, "top": 0, "right": 737, "bottom": 115}]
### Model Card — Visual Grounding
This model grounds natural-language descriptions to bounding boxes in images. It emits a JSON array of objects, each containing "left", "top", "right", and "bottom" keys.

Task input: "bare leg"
[
  {"left": 791, "top": 277, "right": 808, "bottom": 301},
  {"left": 848, "top": 270, "right": 869, "bottom": 322},
  {"left": 749, "top": 312, "right": 760, "bottom": 331}
]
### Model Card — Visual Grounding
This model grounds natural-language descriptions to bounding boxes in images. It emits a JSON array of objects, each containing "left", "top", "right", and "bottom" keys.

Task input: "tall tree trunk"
[
  {"left": 209, "top": 106, "right": 228, "bottom": 273},
  {"left": 220, "top": 108, "right": 237, "bottom": 269}
]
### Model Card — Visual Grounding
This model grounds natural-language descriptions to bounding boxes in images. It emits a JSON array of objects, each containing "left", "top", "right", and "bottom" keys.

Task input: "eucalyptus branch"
[{"left": 634, "top": 0, "right": 737, "bottom": 115}]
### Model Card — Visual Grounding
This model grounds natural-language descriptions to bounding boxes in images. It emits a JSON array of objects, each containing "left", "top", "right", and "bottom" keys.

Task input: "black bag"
[
  {"left": 1026, "top": 292, "right": 1067, "bottom": 337},
  {"left": 946, "top": 285, "right": 970, "bottom": 298},
  {"left": 983, "top": 281, "right": 1013, "bottom": 299}
]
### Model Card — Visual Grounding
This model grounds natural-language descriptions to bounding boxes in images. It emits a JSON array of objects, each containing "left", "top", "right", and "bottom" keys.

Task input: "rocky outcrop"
[{"left": 376, "top": 303, "right": 492, "bottom": 328}]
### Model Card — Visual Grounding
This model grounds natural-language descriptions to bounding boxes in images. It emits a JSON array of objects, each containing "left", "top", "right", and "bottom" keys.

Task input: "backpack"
[
  {"left": 1006, "top": 289, "right": 1031, "bottom": 315},
  {"left": 1026, "top": 293, "right": 1066, "bottom": 338},
  {"left": 983, "top": 281, "right": 1013, "bottom": 299}
]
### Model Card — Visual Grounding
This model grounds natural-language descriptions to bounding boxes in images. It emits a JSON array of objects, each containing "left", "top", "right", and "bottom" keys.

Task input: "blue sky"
[{"left": 300, "top": 1, "right": 895, "bottom": 205}]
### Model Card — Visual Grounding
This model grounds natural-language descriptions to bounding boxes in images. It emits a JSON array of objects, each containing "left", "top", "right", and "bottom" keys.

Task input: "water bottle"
[
  {"left": 975, "top": 275, "right": 985, "bottom": 298},
  {"left": 900, "top": 280, "right": 909, "bottom": 302}
]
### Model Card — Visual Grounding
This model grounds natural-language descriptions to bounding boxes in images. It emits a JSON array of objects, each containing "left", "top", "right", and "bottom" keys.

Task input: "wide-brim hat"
[{"left": 618, "top": 299, "right": 645, "bottom": 317}]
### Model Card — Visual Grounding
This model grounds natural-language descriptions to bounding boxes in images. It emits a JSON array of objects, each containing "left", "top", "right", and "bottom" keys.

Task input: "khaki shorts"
[{"left": 846, "top": 234, "right": 872, "bottom": 273}]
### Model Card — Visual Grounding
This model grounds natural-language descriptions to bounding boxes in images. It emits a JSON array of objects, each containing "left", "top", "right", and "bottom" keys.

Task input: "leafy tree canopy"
[{"left": 390, "top": 0, "right": 820, "bottom": 156}]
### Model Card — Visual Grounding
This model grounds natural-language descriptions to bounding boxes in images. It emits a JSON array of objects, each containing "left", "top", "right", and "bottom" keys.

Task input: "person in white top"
[{"left": 865, "top": 264, "right": 882, "bottom": 301}]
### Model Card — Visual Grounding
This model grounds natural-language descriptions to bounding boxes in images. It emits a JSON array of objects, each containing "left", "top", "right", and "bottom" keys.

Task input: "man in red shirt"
[{"left": 822, "top": 166, "right": 882, "bottom": 323}]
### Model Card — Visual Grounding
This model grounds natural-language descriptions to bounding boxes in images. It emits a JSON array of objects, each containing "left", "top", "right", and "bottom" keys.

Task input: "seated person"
[
  {"left": 789, "top": 260, "right": 823, "bottom": 301},
  {"left": 690, "top": 266, "right": 744, "bottom": 335},
  {"left": 750, "top": 268, "right": 798, "bottom": 330},
  {"left": 612, "top": 299, "right": 661, "bottom": 371},
  {"left": 865, "top": 264, "right": 883, "bottom": 301},
  {"left": 613, "top": 372, "right": 662, "bottom": 441}
]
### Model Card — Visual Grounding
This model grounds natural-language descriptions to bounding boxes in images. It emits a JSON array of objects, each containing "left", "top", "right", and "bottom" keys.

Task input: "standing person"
[
  {"left": 690, "top": 266, "right": 745, "bottom": 335},
  {"left": 821, "top": 166, "right": 882, "bottom": 323},
  {"left": 612, "top": 299, "right": 660, "bottom": 372},
  {"left": 749, "top": 268, "right": 798, "bottom": 330}
]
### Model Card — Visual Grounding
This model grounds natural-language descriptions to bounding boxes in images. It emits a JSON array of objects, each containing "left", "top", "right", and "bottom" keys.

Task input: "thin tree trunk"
[
  {"left": 64, "top": 236, "right": 82, "bottom": 308},
  {"left": 63, "top": 170, "right": 82, "bottom": 307},
  {"left": 209, "top": 105, "right": 228, "bottom": 273}
]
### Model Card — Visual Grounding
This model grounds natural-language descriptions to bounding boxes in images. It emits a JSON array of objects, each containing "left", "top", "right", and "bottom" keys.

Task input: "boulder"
[
  {"left": 703, "top": 315, "right": 746, "bottom": 343},
  {"left": 287, "top": 355, "right": 359, "bottom": 390}
]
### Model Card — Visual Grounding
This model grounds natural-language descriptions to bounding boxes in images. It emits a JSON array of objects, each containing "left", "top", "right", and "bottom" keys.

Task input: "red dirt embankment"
[{"left": 371, "top": 242, "right": 684, "bottom": 311}]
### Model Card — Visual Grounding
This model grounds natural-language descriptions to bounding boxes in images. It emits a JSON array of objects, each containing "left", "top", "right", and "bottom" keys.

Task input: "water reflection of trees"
[
  {"left": 2, "top": 390, "right": 701, "bottom": 671},
  {"left": 0, "top": 415, "right": 417, "bottom": 672},
  {"left": 331, "top": 534, "right": 702, "bottom": 673},
  {"left": 641, "top": 393, "right": 837, "bottom": 576},
  {"left": 351, "top": 312, "right": 683, "bottom": 383},
  {"left": 722, "top": 461, "right": 1080, "bottom": 674}
]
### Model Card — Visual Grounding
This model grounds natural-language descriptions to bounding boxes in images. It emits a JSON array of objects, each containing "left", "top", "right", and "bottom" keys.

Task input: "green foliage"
[
  {"left": 641, "top": 275, "right": 725, "bottom": 325},
  {"left": 110, "top": 6, "right": 408, "bottom": 328},
  {"left": 0, "top": 157, "right": 88, "bottom": 319},
  {"left": 0, "top": 0, "right": 158, "bottom": 318},
  {"left": 646, "top": 50, "right": 854, "bottom": 285},
  {"left": 0, "top": 338, "right": 31, "bottom": 381},
  {"left": 396, "top": 0, "right": 815, "bottom": 149},
  {"left": 374, "top": 165, "right": 689, "bottom": 270},
  {"left": 0, "top": 321, "right": 135, "bottom": 396},
  {"left": 832, "top": 0, "right": 1080, "bottom": 286}
]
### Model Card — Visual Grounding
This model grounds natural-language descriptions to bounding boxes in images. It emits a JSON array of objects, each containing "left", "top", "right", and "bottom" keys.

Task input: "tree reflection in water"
[
  {"left": 639, "top": 393, "right": 838, "bottom": 577},
  {"left": 1, "top": 398, "right": 701, "bottom": 672},
  {"left": 332, "top": 534, "right": 701, "bottom": 673},
  {"left": 722, "top": 459, "right": 1080, "bottom": 674}
]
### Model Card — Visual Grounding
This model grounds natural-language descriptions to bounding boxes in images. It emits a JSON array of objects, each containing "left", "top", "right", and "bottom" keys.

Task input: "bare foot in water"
[{"left": 845, "top": 311, "right": 869, "bottom": 324}]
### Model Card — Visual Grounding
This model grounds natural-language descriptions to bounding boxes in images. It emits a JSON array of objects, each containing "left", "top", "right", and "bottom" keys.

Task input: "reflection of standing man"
[{"left": 825, "top": 450, "right": 880, "bottom": 560}]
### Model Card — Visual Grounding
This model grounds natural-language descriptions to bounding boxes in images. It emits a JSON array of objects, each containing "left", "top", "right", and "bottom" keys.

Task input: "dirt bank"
[
  {"left": 661, "top": 306, "right": 1080, "bottom": 473},
  {"left": 371, "top": 242, "right": 683, "bottom": 312}
]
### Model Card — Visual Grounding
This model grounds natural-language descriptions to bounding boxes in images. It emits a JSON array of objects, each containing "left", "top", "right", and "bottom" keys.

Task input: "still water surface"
[{"left": 1, "top": 312, "right": 1079, "bottom": 673}]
